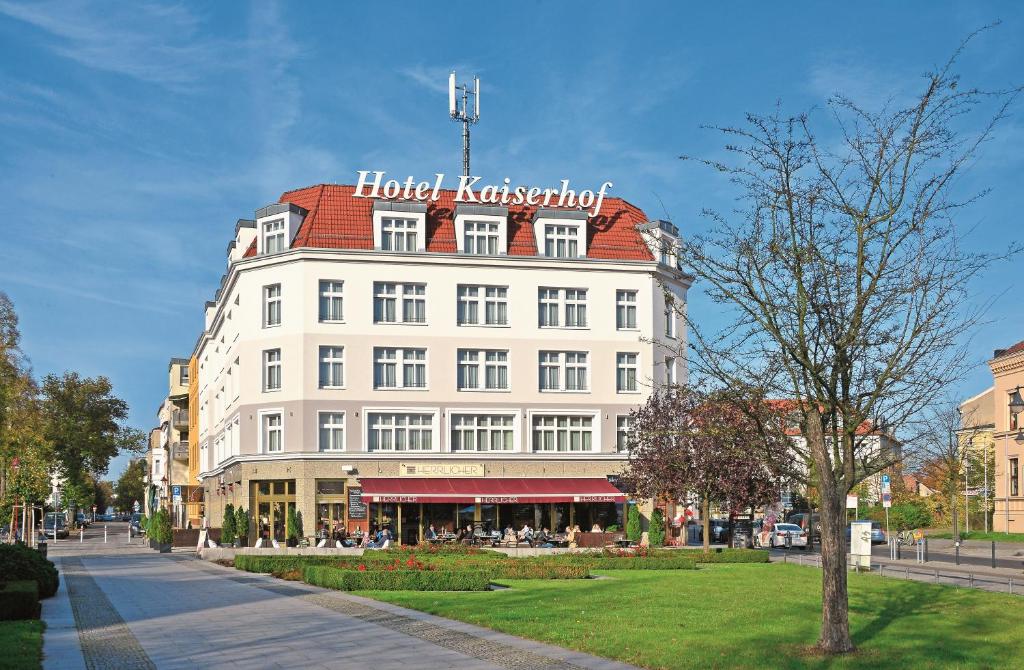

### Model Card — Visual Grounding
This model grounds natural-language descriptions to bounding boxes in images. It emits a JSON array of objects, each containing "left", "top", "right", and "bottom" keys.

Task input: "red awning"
[{"left": 359, "top": 477, "right": 625, "bottom": 504}]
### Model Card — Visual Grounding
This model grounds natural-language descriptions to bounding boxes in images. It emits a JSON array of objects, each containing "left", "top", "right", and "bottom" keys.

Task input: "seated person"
[
  {"left": 518, "top": 523, "right": 535, "bottom": 547},
  {"left": 591, "top": 523, "right": 603, "bottom": 533},
  {"left": 425, "top": 523, "right": 438, "bottom": 541},
  {"left": 502, "top": 526, "right": 518, "bottom": 545},
  {"left": 461, "top": 524, "right": 475, "bottom": 545}
]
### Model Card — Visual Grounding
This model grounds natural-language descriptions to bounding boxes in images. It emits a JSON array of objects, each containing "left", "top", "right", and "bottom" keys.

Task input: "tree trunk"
[
  {"left": 817, "top": 486, "right": 854, "bottom": 653},
  {"left": 702, "top": 497, "right": 710, "bottom": 550}
]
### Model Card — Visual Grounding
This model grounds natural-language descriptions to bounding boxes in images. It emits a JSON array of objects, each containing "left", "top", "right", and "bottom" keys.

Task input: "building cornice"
[{"left": 989, "top": 350, "right": 1024, "bottom": 375}]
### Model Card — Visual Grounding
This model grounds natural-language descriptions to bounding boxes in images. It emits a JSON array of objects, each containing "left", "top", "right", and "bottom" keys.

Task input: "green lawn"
[
  {"left": 927, "top": 530, "right": 1024, "bottom": 544},
  {"left": 0, "top": 621, "right": 43, "bottom": 670},
  {"left": 364, "top": 564, "right": 1024, "bottom": 670}
]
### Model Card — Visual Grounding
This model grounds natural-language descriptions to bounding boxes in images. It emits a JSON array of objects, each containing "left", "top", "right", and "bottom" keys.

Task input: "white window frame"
[
  {"left": 538, "top": 350, "right": 589, "bottom": 392},
  {"left": 263, "top": 284, "right": 281, "bottom": 328},
  {"left": 538, "top": 287, "right": 588, "bottom": 329},
  {"left": 374, "top": 282, "right": 427, "bottom": 325},
  {"left": 263, "top": 349, "right": 281, "bottom": 392},
  {"left": 616, "top": 352, "right": 640, "bottom": 393},
  {"left": 463, "top": 221, "right": 500, "bottom": 255},
  {"left": 456, "top": 349, "right": 510, "bottom": 392},
  {"left": 262, "top": 218, "right": 286, "bottom": 254},
  {"left": 616, "top": 415, "right": 634, "bottom": 452},
  {"left": 448, "top": 411, "right": 519, "bottom": 452},
  {"left": 528, "top": 410, "right": 600, "bottom": 453},
  {"left": 616, "top": 290, "right": 638, "bottom": 330},
  {"left": 665, "top": 356, "right": 677, "bottom": 386},
  {"left": 363, "top": 408, "right": 440, "bottom": 453},
  {"left": 318, "top": 280, "right": 344, "bottom": 323},
  {"left": 454, "top": 210, "right": 507, "bottom": 255},
  {"left": 543, "top": 224, "right": 581, "bottom": 258},
  {"left": 258, "top": 409, "right": 284, "bottom": 454},
  {"left": 457, "top": 285, "right": 509, "bottom": 327},
  {"left": 380, "top": 217, "right": 420, "bottom": 252},
  {"left": 373, "top": 347, "right": 428, "bottom": 390},
  {"left": 318, "top": 346, "right": 345, "bottom": 389},
  {"left": 317, "top": 411, "right": 346, "bottom": 452},
  {"left": 665, "top": 297, "right": 677, "bottom": 339},
  {"left": 372, "top": 208, "right": 427, "bottom": 251}
]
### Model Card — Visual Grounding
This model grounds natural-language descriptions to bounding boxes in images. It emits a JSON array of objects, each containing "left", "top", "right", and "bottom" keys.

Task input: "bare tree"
[{"left": 672, "top": 30, "right": 1020, "bottom": 654}]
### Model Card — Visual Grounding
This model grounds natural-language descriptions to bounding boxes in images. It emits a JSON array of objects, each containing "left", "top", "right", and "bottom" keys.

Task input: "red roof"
[
  {"left": 244, "top": 183, "right": 654, "bottom": 261},
  {"left": 359, "top": 477, "right": 626, "bottom": 504},
  {"left": 997, "top": 340, "right": 1024, "bottom": 358}
]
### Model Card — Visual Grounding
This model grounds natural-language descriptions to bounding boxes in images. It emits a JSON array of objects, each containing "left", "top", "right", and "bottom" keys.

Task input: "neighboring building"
[
  {"left": 958, "top": 386, "right": 995, "bottom": 516},
  {"left": 191, "top": 182, "right": 690, "bottom": 545},
  {"left": 902, "top": 475, "right": 935, "bottom": 498},
  {"left": 146, "top": 358, "right": 192, "bottom": 527},
  {"left": 989, "top": 342, "right": 1024, "bottom": 533}
]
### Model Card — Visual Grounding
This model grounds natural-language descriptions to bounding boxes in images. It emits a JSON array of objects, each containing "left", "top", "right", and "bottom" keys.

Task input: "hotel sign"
[
  {"left": 399, "top": 462, "right": 485, "bottom": 478},
  {"left": 354, "top": 171, "right": 614, "bottom": 217}
]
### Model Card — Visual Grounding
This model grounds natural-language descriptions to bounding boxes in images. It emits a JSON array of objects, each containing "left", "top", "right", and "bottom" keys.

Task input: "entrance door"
[{"left": 400, "top": 503, "right": 421, "bottom": 546}]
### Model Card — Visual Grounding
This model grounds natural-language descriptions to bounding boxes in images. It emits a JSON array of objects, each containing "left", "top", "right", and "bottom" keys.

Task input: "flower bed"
[{"left": 302, "top": 564, "right": 492, "bottom": 591}]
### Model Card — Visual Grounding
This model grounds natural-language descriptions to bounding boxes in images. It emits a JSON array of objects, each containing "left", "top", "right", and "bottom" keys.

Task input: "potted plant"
[
  {"left": 234, "top": 506, "right": 249, "bottom": 547},
  {"left": 286, "top": 506, "right": 300, "bottom": 547},
  {"left": 150, "top": 509, "right": 173, "bottom": 553},
  {"left": 221, "top": 503, "right": 236, "bottom": 548}
]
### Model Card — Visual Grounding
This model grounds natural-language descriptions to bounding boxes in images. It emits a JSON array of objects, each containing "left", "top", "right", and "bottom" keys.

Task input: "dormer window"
[
  {"left": 263, "top": 219, "right": 286, "bottom": 253},
  {"left": 465, "top": 221, "right": 499, "bottom": 254},
  {"left": 455, "top": 205, "right": 507, "bottom": 255},
  {"left": 373, "top": 200, "right": 427, "bottom": 251},
  {"left": 638, "top": 219, "right": 680, "bottom": 269},
  {"left": 381, "top": 218, "right": 418, "bottom": 251},
  {"left": 532, "top": 208, "right": 588, "bottom": 259}
]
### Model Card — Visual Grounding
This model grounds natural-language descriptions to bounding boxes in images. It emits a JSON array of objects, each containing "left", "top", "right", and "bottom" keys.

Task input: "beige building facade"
[
  {"left": 146, "top": 358, "right": 192, "bottom": 526},
  {"left": 192, "top": 183, "right": 689, "bottom": 545},
  {"left": 989, "top": 342, "right": 1024, "bottom": 533}
]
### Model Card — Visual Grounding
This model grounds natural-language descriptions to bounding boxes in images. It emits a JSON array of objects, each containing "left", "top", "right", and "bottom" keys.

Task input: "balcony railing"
[
  {"left": 172, "top": 409, "right": 189, "bottom": 429},
  {"left": 170, "top": 442, "right": 190, "bottom": 461}
]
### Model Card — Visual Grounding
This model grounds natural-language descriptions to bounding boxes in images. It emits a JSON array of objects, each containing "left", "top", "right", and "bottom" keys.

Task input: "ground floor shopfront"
[{"left": 201, "top": 456, "right": 631, "bottom": 546}]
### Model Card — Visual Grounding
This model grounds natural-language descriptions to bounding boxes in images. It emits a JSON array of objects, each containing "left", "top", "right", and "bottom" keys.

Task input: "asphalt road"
[{"left": 777, "top": 542, "right": 1024, "bottom": 571}]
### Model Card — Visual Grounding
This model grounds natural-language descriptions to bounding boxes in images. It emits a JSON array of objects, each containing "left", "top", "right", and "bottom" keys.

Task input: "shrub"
[
  {"left": 0, "top": 544, "right": 58, "bottom": 598},
  {"left": 234, "top": 555, "right": 341, "bottom": 574},
  {"left": 491, "top": 562, "right": 590, "bottom": 579},
  {"left": 691, "top": 549, "right": 769, "bottom": 564},
  {"left": 149, "top": 509, "right": 173, "bottom": 545},
  {"left": 585, "top": 557, "right": 697, "bottom": 570},
  {"left": 0, "top": 581, "right": 41, "bottom": 620},
  {"left": 235, "top": 507, "right": 249, "bottom": 540},
  {"left": 626, "top": 504, "right": 642, "bottom": 542},
  {"left": 378, "top": 543, "right": 503, "bottom": 557},
  {"left": 221, "top": 504, "right": 236, "bottom": 546},
  {"left": 604, "top": 524, "right": 619, "bottom": 533},
  {"left": 648, "top": 509, "right": 666, "bottom": 547},
  {"left": 303, "top": 565, "right": 491, "bottom": 591},
  {"left": 286, "top": 506, "right": 300, "bottom": 541}
]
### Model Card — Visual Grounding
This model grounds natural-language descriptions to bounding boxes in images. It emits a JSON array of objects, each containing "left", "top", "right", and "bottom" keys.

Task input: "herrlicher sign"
[
  {"left": 399, "top": 462, "right": 484, "bottom": 477},
  {"left": 353, "top": 171, "right": 614, "bottom": 217}
]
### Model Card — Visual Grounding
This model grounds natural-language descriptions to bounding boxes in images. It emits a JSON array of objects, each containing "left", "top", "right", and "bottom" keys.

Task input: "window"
[
  {"left": 538, "top": 288, "right": 587, "bottom": 328},
  {"left": 457, "top": 349, "right": 509, "bottom": 390},
  {"left": 538, "top": 351, "right": 588, "bottom": 392},
  {"left": 179, "top": 367, "right": 190, "bottom": 385},
  {"left": 261, "top": 412, "right": 283, "bottom": 453},
  {"left": 263, "top": 219, "right": 286, "bottom": 254},
  {"left": 464, "top": 221, "right": 499, "bottom": 255},
  {"left": 1012, "top": 458, "right": 1020, "bottom": 497},
  {"left": 665, "top": 357, "right": 677, "bottom": 386},
  {"left": 664, "top": 297, "right": 677, "bottom": 338},
  {"left": 318, "top": 412, "right": 345, "bottom": 452},
  {"left": 616, "top": 290, "right": 637, "bottom": 329},
  {"left": 230, "top": 358, "right": 239, "bottom": 400},
  {"left": 381, "top": 218, "right": 418, "bottom": 251},
  {"left": 319, "top": 280, "right": 344, "bottom": 322},
  {"left": 263, "top": 284, "right": 281, "bottom": 327},
  {"left": 616, "top": 416, "right": 634, "bottom": 452},
  {"left": 373, "top": 347, "right": 427, "bottom": 389},
  {"left": 458, "top": 285, "right": 508, "bottom": 326},
  {"left": 659, "top": 238, "right": 675, "bottom": 267},
  {"left": 532, "top": 415, "right": 594, "bottom": 452},
  {"left": 544, "top": 224, "right": 579, "bottom": 258},
  {"left": 318, "top": 346, "right": 344, "bottom": 388},
  {"left": 451, "top": 415, "right": 515, "bottom": 451},
  {"left": 263, "top": 349, "right": 281, "bottom": 391},
  {"left": 374, "top": 282, "right": 426, "bottom": 324},
  {"left": 617, "top": 353, "right": 639, "bottom": 392},
  {"left": 367, "top": 413, "right": 434, "bottom": 451}
]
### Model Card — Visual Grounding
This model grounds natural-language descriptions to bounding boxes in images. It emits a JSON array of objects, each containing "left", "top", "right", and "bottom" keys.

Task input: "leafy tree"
[
  {"left": 115, "top": 459, "right": 146, "bottom": 513},
  {"left": 648, "top": 508, "right": 666, "bottom": 547},
  {"left": 221, "top": 503, "right": 236, "bottom": 545},
  {"left": 286, "top": 505, "right": 300, "bottom": 542},
  {"left": 235, "top": 506, "right": 249, "bottom": 542},
  {"left": 675, "top": 29, "right": 1019, "bottom": 652},
  {"left": 624, "top": 385, "right": 789, "bottom": 550},
  {"left": 625, "top": 504, "right": 642, "bottom": 542}
]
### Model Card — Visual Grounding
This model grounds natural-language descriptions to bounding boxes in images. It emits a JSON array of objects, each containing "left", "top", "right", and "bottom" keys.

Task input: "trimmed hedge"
[
  {"left": 234, "top": 555, "right": 342, "bottom": 573},
  {"left": 491, "top": 562, "right": 590, "bottom": 579},
  {"left": 0, "top": 581, "right": 41, "bottom": 620},
  {"left": 0, "top": 544, "right": 58, "bottom": 598},
  {"left": 302, "top": 565, "right": 491, "bottom": 591},
  {"left": 691, "top": 549, "right": 769, "bottom": 564},
  {"left": 581, "top": 557, "right": 697, "bottom": 570}
]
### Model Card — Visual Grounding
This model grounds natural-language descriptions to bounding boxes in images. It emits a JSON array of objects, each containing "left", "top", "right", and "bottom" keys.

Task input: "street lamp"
[{"left": 1007, "top": 387, "right": 1024, "bottom": 534}]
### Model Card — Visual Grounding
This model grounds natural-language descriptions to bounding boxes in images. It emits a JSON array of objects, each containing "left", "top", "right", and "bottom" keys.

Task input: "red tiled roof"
[
  {"left": 244, "top": 183, "right": 655, "bottom": 261},
  {"left": 998, "top": 340, "right": 1024, "bottom": 358}
]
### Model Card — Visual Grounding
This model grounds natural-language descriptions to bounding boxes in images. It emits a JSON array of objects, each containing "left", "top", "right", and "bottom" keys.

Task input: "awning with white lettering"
[{"left": 358, "top": 477, "right": 626, "bottom": 504}]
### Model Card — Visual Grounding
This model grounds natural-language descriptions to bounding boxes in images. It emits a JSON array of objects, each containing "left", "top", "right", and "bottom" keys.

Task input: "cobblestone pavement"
[{"left": 44, "top": 531, "right": 633, "bottom": 670}]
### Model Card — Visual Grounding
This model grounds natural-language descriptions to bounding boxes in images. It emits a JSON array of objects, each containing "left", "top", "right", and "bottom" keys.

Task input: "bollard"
[
  {"left": 905, "top": 567, "right": 910, "bottom": 580},
  {"left": 79, "top": 526, "right": 83, "bottom": 543},
  {"left": 897, "top": 542, "right": 901, "bottom": 561},
  {"left": 924, "top": 537, "right": 929, "bottom": 563},
  {"left": 955, "top": 543, "right": 960, "bottom": 566},
  {"left": 969, "top": 573, "right": 974, "bottom": 588},
  {"left": 992, "top": 541, "right": 996, "bottom": 569},
  {"left": 1010, "top": 578, "right": 1014, "bottom": 595},
  {"left": 934, "top": 569, "right": 939, "bottom": 584},
  {"left": 104, "top": 525, "right": 107, "bottom": 543}
]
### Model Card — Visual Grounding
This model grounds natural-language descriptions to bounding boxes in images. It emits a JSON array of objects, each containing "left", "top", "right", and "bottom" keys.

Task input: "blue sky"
[{"left": 1, "top": 2, "right": 1021, "bottom": 479}]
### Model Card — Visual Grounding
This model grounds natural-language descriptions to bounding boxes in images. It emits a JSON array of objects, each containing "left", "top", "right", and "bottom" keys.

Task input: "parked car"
[
  {"left": 709, "top": 518, "right": 731, "bottom": 544},
  {"left": 755, "top": 522, "right": 808, "bottom": 549},
  {"left": 43, "top": 513, "right": 69, "bottom": 539},
  {"left": 130, "top": 513, "right": 146, "bottom": 535},
  {"left": 846, "top": 520, "right": 887, "bottom": 545},
  {"left": 75, "top": 512, "right": 90, "bottom": 528},
  {"left": 785, "top": 512, "right": 821, "bottom": 542}
]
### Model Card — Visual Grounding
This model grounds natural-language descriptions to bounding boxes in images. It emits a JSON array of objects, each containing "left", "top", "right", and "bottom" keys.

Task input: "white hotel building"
[{"left": 193, "top": 182, "right": 690, "bottom": 545}]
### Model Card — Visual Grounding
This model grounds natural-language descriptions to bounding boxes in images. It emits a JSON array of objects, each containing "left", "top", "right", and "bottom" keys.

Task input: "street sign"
[
  {"left": 882, "top": 492, "right": 892, "bottom": 508},
  {"left": 172, "top": 485, "right": 182, "bottom": 503},
  {"left": 881, "top": 474, "right": 891, "bottom": 494},
  {"left": 846, "top": 494, "right": 858, "bottom": 509},
  {"left": 881, "top": 474, "right": 890, "bottom": 484},
  {"left": 133, "top": 500, "right": 140, "bottom": 512}
]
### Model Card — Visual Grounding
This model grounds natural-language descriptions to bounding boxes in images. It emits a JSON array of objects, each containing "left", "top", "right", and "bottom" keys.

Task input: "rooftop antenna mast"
[{"left": 448, "top": 72, "right": 480, "bottom": 177}]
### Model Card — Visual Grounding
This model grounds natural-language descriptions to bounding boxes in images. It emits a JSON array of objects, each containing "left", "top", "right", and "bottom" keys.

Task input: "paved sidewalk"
[
  {"left": 41, "top": 557, "right": 86, "bottom": 670},
  {"left": 42, "top": 538, "right": 634, "bottom": 670}
]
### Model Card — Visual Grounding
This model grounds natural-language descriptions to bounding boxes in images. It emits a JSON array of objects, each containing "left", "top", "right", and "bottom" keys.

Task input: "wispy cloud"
[{"left": 0, "top": 0, "right": 233, "bottom": 92}]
